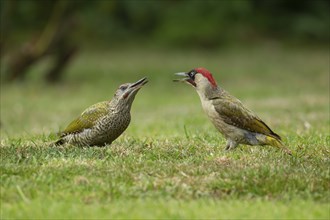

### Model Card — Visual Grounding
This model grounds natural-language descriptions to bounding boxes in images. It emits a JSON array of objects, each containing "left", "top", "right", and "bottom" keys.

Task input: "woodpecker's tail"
[
  {"left": 264, "top": 135, "right": 292, "bottom": 155},
  {"left": 256, "top": 133, "right": 292, "bottom": 155}
]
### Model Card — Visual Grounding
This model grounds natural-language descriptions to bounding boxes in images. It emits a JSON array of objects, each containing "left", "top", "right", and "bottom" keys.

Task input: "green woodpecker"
[
  {"left": 55, "top": 77, "right": 148, "bottom": 146},
  {"left": 174, "top": 67, "right": 292, "bottom": 155}
]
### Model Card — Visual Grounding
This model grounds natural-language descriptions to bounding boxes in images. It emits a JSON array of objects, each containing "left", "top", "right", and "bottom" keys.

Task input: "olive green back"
[
  {"left": 212, "top": 93, "right": 281, "bottom": 140},
  {"left": 61, "top": 101, "right": 109, "bottom": 136}
]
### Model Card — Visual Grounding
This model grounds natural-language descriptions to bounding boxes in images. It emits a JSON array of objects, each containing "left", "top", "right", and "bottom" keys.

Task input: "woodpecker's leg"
[
  {"left": 225, "top": 139, "right": 238, "bottom": 150},
  {"left": 54, "top": 138, "right": 65, "bottom": 146}
]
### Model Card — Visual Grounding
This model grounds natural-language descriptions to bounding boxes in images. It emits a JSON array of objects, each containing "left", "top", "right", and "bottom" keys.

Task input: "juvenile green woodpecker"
[
  {"left": 174, "top": 67, "right": 292, "bottom": 155},
  {"left": 55, "top": 77, "right": 148, "bottom": 146}
]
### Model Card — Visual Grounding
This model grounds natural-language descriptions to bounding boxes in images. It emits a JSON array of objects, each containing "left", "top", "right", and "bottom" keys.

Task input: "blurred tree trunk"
[
  {"left": 45, "top": 44, "right": 77, "bottom": 82},
  {"left": 6, "top": 0, "right": 77, "bottom": 83},
  {"left": 0, "top": 0, "right": 15, "bottom": 58}
]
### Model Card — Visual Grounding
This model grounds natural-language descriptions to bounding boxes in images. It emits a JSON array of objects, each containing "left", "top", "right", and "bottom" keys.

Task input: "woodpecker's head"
[
  {"left": 112, "top": 77, "right": 148, "bottom": 110},
  {"left": 174, "top": 67, "right": 219, "bottom": 98}
]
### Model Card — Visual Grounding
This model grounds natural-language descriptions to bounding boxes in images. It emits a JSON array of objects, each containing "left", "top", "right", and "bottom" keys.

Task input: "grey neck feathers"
[
  {"left": 110, "top": 97, "right": 135, "bottom": 113},
  {"left": 197, "top": 86, "right": 223, "bottom": 100}
]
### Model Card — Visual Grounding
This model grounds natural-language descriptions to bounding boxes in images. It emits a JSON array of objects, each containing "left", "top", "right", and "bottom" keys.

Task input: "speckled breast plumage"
[{"left": 63, "top": 110, "right": 131, "bottom": 146}]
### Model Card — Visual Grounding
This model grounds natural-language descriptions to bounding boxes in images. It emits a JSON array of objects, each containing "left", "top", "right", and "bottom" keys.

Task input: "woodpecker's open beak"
[
  {"left": 130, "top": 77, "right": 148, "bottom": 94},
  {"left": 131, "top": 77, "right": 148, "bottom": 89},
  {"left": 123, "top": 77, "right": 148, "bottom": 99},
  {"left": 173, "top": 72, "right": 196, "bottom": 87}
]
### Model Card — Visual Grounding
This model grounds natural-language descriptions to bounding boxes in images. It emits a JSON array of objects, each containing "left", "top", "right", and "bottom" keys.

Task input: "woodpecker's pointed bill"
[
  {"left": 173, "top": 72, "right": 196, "bottom": 87},
  {"left": 131, "top": 77, "right": 148, "bottom": 88},
  {"left": 123, "top": 77, "right": 148, "bottom": 99}
]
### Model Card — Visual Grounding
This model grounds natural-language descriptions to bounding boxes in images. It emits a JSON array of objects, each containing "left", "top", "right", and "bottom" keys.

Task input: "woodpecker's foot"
[
  {"left": 225, "top": 140, "right": 238, "bottom": 151},
  {"left": 283, "top": 148, "right": 293, "bottom": 156},
  {"left": 54, "top": 139, "right": 65, "bottom": 146}
]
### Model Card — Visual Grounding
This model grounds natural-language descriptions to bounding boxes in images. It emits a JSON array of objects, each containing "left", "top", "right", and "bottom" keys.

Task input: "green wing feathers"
[
  {"left": 213, "top": 95, "right": 281, "bottom": 140},
  {"left": 60, "top": 101, "right": 109, "bottom": 136}
]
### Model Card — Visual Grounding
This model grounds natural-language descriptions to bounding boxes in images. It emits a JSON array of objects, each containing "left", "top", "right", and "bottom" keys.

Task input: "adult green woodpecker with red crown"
[{"left": 174, "top": 67, "right": 292, "bottom": 155}]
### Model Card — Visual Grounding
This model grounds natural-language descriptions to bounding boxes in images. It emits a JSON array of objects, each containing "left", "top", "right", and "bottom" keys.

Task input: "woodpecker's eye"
[
  {"left": 188, "top": 71, "right": 196, "bottom": 80},
  {"left": 119, "top": 86, "right": 127, "bottom": 90}
]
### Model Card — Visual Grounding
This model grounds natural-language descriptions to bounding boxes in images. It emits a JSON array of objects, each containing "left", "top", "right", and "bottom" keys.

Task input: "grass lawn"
[{"left": 1, "top": 46, "right": 329, "bottom": 219}]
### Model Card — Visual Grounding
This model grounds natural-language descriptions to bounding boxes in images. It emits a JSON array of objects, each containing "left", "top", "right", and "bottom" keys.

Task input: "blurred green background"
[
  {"left": 1, "top": 0, "right": 329, "bottom": 82},
  {"left": 1, "top": 0, "right": 329, "bottom": 50}
]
